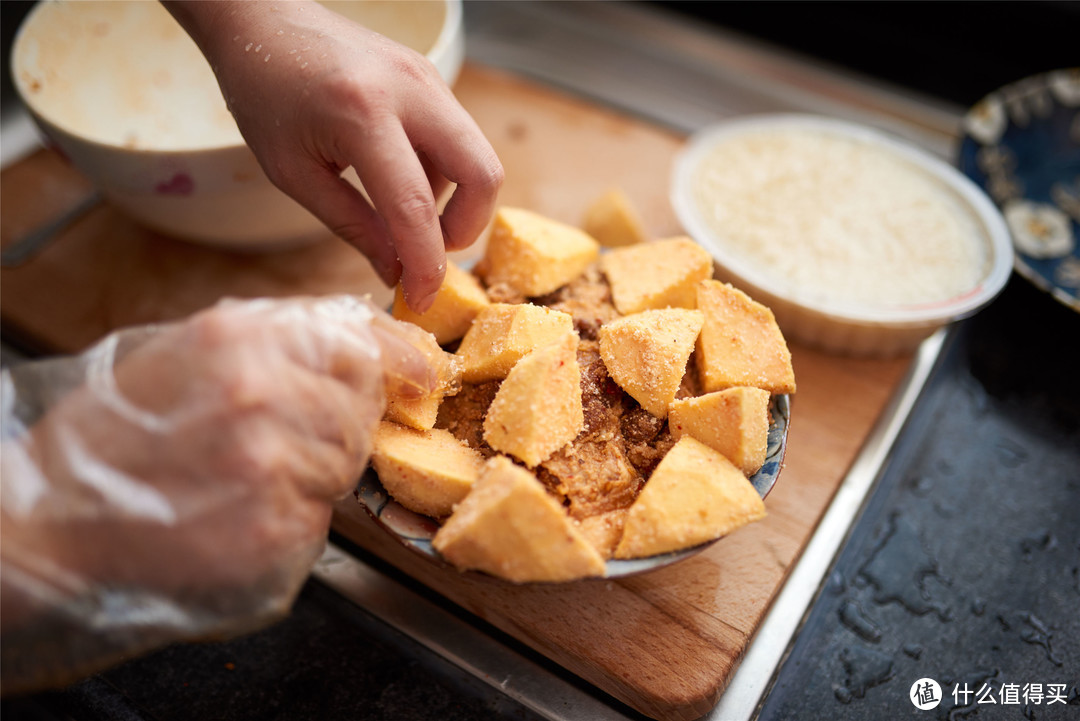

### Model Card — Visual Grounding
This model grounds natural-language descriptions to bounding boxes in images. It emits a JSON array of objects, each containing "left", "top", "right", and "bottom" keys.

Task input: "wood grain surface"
[{"left": 0, "top": 64, "right": 911, "bottom": 720}]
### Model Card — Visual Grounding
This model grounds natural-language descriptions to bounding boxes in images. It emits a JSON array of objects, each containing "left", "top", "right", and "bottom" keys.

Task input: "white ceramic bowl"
[
  {"left": 11, "top": 0, "right": 464, "bottom": 250},
  {"left": 671, "top": 114, "right": 1014, "bottom": 357}
]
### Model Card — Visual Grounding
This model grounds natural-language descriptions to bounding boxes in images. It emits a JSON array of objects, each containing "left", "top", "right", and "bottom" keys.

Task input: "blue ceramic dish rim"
[{"left": 955, "top": 69, "right": 1080, "bottom": 312}]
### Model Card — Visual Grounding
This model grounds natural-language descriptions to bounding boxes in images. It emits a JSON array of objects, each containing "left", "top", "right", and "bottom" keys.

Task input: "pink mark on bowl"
[{"left": 155, "top": 172, "right": 195, "bottom": 196}]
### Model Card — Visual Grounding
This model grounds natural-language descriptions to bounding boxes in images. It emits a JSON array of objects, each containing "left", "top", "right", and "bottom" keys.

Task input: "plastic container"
[{"left": 671, "top": 114, "right": 1014, "bottom": 357}]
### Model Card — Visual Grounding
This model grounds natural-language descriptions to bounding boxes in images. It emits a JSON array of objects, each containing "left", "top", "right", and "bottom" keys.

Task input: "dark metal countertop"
[{"left": 757, "top": 275, "right": 1080, "bottom": 721}]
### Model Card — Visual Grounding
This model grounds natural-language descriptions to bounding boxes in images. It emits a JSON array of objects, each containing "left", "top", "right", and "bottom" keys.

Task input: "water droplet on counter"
[
  {"left": 996, "top": 611, "right": 1063, "bottom": 665},
  {"left": 1018, "top": 612, "right": 1063, "bottom": 666},
  {"left": 934, "top": 501, "right": 961, "bottom": 518},
  {"left": 902, "top": 643, "right": 923, "bottom": 660},
  {"left": 838, "top": 600, "right": 882, "bottom": 643},
  {"left": 910, "top": 473, "right": 935, "bottom": 496},
  {"left": 995, "top": 438, "right": 1029, "bottom": 467},
  {"left": 1019, "top": 530, "right": 1058, "bottom": 559},
  {"left": 948, "top": 703, "right": 980, "bottom": 720},
  {"left": 833, "top": 645, "right": 893, "bottom": 704},
  {"left": 943, "top": 668, "right": 998, "bottom": 721},
  {"left": 858, "top": 514, "right": 953, "bottom": 621},
  {"left": 826, "top": 570, "right": 847, "bottom": 594},
  {"left": 971, "top": 598, "right": 986, "bottom": 616}
]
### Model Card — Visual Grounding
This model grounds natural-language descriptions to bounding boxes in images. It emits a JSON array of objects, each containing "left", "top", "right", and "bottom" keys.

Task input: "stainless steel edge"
[
  {"left": 311, "top": 543, "right": 632, "bottom": 721},
  {"left": 708, "top": 329, "right": 949, "bottom": 721}
]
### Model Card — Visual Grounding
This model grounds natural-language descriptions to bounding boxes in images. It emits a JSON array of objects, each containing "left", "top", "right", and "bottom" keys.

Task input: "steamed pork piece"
[
  {"left": 435, "top": 380, "right": 500, "bottom": 454},
  {"left": 532, "top": 264, "right": 621, "bottom": 341}
]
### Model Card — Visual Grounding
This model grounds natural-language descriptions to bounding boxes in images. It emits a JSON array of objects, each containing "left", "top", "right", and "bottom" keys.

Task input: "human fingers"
[
  {"left": 342, "top": 120, "right": 446, "bottom": 313},
  {"left": 275, "top": 166, "right": 404, "bottom": 288},
  {"left": 229, "top": 392, "right": 371, "bottom": 501},
  {"left": 368, "top": 309, "right": 461, "bottom": 401},
  {"left": 418, "top": 150, "right": 452, "bottom": 207},
  {"left": 270, "top": 295, "right": 450, "bottom": 402},
  {"left": 408, "top": 106, "right": 504, "bottom": 253}
]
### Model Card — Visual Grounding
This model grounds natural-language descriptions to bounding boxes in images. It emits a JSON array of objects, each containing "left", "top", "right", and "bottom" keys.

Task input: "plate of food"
[
  {"left": 353, "top": 199, "right": 795, "bottom": 582},
  {"left": 956, "top": 68, "right": 1080, "bottom": 311}
]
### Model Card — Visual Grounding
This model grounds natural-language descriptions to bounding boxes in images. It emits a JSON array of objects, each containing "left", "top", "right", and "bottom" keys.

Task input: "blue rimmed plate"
[
  {"left": 957, "top": 68, "right": 1080, "bottom": 311},
  {"left": 353, "top": 393, "right": 790, "bottom": 580}
]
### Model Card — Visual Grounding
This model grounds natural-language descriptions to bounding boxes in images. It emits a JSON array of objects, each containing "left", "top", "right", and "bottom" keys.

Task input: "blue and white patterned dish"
[
  {"left": 957, "top": 68, "right": 1080, "bottom": 311},
  {"left": 353, "top": 393, "right": 790, "bottom": 580}
]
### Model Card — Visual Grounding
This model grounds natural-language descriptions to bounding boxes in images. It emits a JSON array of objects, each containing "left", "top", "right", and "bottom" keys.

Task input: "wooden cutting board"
[{"left": 0, "top": 64, "right": 911, "bottom": 720}]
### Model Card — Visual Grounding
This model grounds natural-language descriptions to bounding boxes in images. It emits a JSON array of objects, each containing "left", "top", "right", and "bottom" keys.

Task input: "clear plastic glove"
[
  {"left": 165, "top": 0, "right": 505, "bottom": 312},
  {"left": 0, "top": 295, "right": 459, "bottom": 695}
]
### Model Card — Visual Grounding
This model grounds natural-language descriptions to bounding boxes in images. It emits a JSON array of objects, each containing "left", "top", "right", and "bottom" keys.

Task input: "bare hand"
[{"left": 167, "top": 0, "right": 504, "bottom": 312}]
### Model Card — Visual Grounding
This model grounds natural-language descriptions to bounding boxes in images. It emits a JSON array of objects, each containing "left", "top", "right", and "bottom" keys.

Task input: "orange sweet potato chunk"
[{"left": 695, "top": 280, "right": 796, "bottom": 395}]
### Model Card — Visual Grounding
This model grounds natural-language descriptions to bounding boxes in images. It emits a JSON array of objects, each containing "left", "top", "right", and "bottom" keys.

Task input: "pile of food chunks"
[{"left": 371, "top": 191, "right": 796, "bottom": 582}]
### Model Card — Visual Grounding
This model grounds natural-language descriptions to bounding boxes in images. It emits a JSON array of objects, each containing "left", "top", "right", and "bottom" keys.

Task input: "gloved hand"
[{"left": 0, "top": 295, "right": 458, "bottom": 695}]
